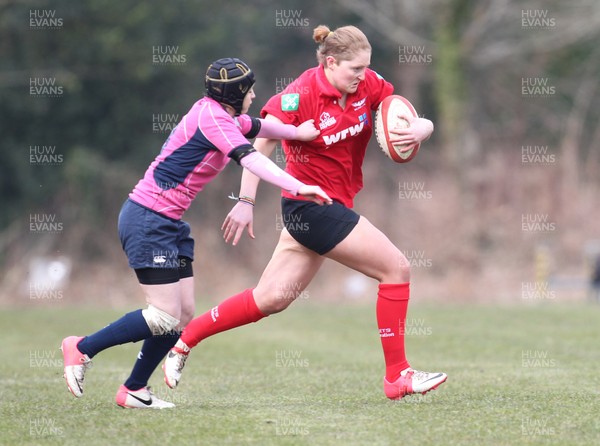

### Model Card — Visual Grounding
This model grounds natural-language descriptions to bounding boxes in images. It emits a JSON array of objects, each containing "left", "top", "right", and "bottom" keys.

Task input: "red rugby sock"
[
  {"left": 181, "top": 288, "right": 265, "bottom": 349},
  {"left": 377, "top": 283, "right": 411, "bottom": 382}
]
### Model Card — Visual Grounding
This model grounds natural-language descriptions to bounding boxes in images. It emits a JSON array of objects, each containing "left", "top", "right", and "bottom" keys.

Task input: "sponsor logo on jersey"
[
  {"left": 281, "top": 93, "right": 300, "bottom": 111},
  {"left": 322, "top": 121, "right": 366, "bottom": 146},
  {"left": 351, "top": 97, "right": 367, "bottom": 110},
  {"left": 318, "top": 112, "right": 337, "bottom": 130}
]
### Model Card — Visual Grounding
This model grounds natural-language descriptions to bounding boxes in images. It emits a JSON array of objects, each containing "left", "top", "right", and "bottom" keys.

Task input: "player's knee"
[
  {"left": 260, "top": 297, "right": 289, "bottom": 315},
  {"left": 381, "top": 251, "right": 411, "bottom": 283},
  {"left": 178, "top": 305, "right": 195, "bottom": 327},
  {"left": 142, "top": 304, "right": 181, "bottom": 335},
  {"left": 396, "top": 252, "right": 411, "bottom": 282},
  {"left": 255, "top": 289, "right": 294, "bottom": 315}
]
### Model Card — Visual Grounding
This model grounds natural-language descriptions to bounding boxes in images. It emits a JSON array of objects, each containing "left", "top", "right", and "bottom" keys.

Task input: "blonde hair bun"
[{"left": 312, "top": 25, "right": 331, "bottom": 44}]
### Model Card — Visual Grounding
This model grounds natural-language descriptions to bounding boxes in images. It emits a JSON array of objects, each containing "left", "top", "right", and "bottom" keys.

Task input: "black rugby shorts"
[{"left": 281, "top": 198, "right": 360, "bottom": 255}]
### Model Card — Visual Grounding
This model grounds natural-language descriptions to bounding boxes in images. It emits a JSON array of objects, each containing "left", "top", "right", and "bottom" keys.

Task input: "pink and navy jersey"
[
  {"left": 261, "top": 66, "right": 393, "bottom": 208},
  {"left": 129, "top": 97, "right": 260, "bottom": 219}
]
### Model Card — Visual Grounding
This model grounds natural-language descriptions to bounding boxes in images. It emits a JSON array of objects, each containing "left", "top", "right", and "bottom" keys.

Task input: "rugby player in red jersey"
[{"left": 165, "top": 25, "right": 447, "bottom": 400}]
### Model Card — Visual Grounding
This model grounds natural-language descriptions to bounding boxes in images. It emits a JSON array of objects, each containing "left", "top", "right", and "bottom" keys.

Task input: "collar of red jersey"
[{"left": 316, "top": 65, "right": 343, "bottom": 99}]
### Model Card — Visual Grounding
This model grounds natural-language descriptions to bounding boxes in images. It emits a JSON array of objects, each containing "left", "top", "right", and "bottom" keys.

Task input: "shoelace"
[
  {"left": 74, "top": 357, "right": 93, "bottom": 380},
  {"left": 174, "top": 352, "right": 188, "bottom": 372},
  {"left": 408, "top": 369, "right": 430, "bottom": 382}
]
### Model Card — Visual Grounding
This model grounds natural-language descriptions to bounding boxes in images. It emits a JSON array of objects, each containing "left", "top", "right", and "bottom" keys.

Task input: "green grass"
[{"left": 1, "top": 301, "right": 599, "bottom": 445}]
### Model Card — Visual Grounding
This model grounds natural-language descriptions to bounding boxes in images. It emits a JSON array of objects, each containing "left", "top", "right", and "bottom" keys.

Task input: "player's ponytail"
[{"left": 313, "top": 25, "right": 371, "bottom": 65}]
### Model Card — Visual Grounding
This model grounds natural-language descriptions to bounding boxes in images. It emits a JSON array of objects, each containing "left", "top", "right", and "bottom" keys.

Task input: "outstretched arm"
[
  {"left": 223, "top": 116, "right": 329, "bottom": 245},
  {"left": 256, "top": 118, "right": 320, "bottom": 141}
]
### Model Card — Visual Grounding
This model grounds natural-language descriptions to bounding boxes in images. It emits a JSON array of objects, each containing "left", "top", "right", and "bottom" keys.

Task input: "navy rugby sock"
[
  {"left": 123, "top": 331, "right": 179, "bottom": 391},
  {"left": 77, "top": 309, "right": 152, "bottom": 358}
]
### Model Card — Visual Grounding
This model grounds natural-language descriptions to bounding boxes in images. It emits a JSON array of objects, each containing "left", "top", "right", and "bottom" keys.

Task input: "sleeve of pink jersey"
[
  {"left": 235, "top": 114, "right": 254, "bottom": 134},
  {"left": 199, "top": 103, "right": 254, "bottom": 156},
  {"left": 367, "top": 69, "right": 395, "bottom": 110}
]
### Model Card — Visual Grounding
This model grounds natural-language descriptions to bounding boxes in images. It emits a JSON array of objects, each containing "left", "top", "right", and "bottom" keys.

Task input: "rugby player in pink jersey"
[
  {"left": 165, "top": 26, "right": 447, "bottom": 400},
  {"left": 60, "top": 58, "right": 331, "bottom": 409}
]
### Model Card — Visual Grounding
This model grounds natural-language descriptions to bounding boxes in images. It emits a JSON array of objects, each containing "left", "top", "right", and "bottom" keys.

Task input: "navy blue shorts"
[
  {"left": 281, "top": 198, "right": 360, "bottom": 255},
  {"left": 118, "top": 199, "right": 195, "bottom": 270}
]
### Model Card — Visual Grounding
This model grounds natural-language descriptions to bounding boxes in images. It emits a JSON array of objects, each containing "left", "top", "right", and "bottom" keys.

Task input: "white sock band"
[{"left": 142, "top": 305, "right": 180, "bottom": 335}]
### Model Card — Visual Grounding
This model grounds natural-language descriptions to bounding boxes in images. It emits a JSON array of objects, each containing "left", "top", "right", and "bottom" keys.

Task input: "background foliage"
[{"left": 1, "top": 0, "right": 599, "bottom": 303}]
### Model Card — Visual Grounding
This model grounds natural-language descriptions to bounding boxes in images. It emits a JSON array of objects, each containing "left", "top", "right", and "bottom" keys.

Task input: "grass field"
[{"left": 1, "top": 301, "right": 599, "bottom": 445}]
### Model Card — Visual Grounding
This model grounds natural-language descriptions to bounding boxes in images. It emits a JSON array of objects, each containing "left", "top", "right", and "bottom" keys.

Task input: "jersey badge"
[
  {"left": 281, "top": 93, "right": 300, "bottom": 111},
  {"left": 352, "top": 97, "right": 367, "bottom": 110},
  {"left": 318, "top": 111, "right": 337, "bottom": 130}
]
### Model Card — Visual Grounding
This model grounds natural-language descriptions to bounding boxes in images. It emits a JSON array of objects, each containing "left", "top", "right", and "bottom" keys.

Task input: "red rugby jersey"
[{"left": 261, "top": 65, "right": 393, "bottom": 208}]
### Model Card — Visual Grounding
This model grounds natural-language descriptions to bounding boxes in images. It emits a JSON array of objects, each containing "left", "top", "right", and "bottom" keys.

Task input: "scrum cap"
[{"left": 205, "top": 58, "right": 255, "bottom": 115}]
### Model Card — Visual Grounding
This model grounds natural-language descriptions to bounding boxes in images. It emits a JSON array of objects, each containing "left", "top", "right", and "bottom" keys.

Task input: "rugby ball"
[{"left": 374, "top": 95, "right": 420, "bottom": 163}]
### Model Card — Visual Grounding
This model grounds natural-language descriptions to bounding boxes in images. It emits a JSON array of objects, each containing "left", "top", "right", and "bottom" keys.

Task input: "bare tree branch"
[
  {"left": 333, "top": 0, "right": 433, "bottom": 45},
  {"left": 471, "top": 1, "right": 600, "bottom": 66}
]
